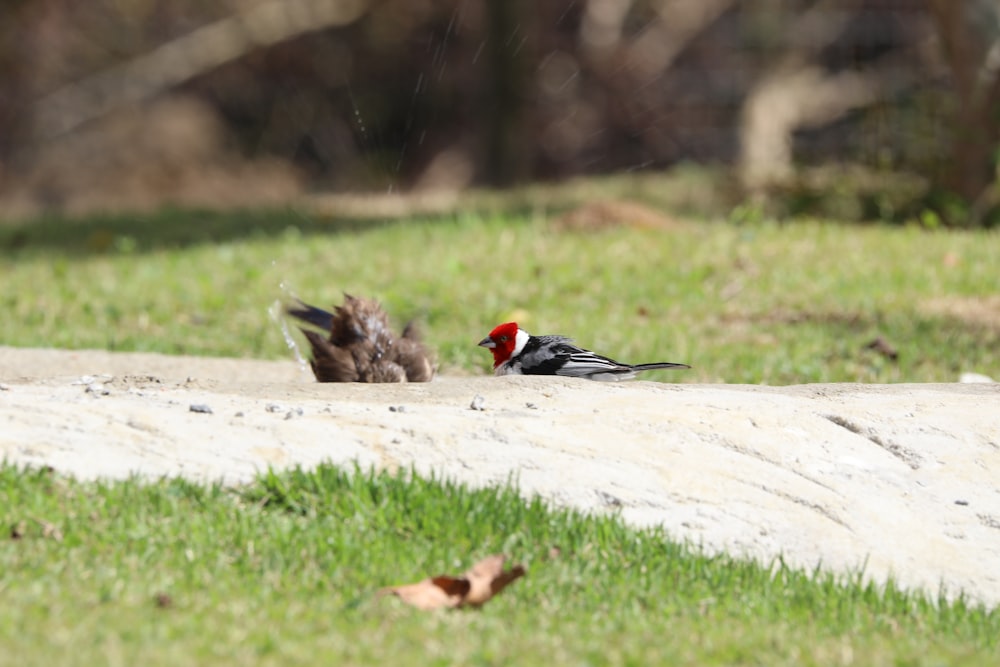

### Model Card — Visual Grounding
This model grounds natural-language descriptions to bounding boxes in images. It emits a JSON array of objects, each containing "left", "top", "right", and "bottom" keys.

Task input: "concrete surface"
[{"left": 1, "top": 346, "right": 998, "bottom": 607}]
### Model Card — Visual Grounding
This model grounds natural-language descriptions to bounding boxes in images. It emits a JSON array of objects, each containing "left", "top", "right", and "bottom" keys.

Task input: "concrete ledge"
[{"left": 2, "top": 346, "right": 998, "bottom": 607}]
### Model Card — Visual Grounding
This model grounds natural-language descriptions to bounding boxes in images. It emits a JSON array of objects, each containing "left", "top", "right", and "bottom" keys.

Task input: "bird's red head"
[{"left": 478, "top": 322, "right": 521, "bottom": 368}]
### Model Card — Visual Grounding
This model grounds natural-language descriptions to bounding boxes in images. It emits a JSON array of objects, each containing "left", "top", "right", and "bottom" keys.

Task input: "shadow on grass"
[
  {"left": 0, "top": 207, "right": 413, "bottom": 257},
  {"left": 0, "top": 169, "right": 736, "bottom": 258}
]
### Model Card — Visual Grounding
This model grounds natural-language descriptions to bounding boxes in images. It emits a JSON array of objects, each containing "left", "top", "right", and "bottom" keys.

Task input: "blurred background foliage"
[{"left": 2, "top": 0, "right": 1000, "bottom": 226}]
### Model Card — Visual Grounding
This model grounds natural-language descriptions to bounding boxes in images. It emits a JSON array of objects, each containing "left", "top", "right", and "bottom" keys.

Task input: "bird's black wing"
[
  {"left": 557, "top": 349, "right": 635, "bottom": 378},
  {"left": 514, "top": 335, "right": 621, "bottom": 377}
]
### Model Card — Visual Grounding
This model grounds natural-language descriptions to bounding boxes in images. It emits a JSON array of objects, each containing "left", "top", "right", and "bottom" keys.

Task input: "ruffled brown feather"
[{"left": 288, "top": 294, "right": 434, "bottom": 383}]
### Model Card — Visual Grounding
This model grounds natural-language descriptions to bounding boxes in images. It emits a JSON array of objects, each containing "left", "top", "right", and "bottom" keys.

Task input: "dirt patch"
[
  {"left": 921, "top": 295, "right": 1000, "bottom": 331},
  {"left": 551, "top": 200, "right": 685, "bottom": 232}
]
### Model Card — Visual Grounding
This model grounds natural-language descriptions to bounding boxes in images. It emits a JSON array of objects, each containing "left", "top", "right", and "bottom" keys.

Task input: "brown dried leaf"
[
  {"left": 462, "top": 554, "right": 526, "bottom": 607},
  {"left": 10, "top": 521, "right": 26, "bottom": 540},
  {"left": 380, "top": 554, "right": 525, "bottom": 610},
  {"left": 864, "top": 335, "right": 899, "bottom": 361},
  {"left": 379, "top": 575, "right": 469, "bottom": 611}
]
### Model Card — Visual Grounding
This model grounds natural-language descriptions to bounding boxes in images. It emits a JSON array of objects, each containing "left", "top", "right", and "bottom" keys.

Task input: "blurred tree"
[
  {"left": 31, "top": 0, "right": 369, "bottom": 139},
  {"left": 0, "top": 0, "right": 996, "bottom": 225},
  {"left": 926, "top": 0, "right": 1000, "bottom": 208},
  {"left": 0, "top": 0, "right": 34, "bottom": 161},
  {"left": 738, "top": 0, "right": 922, "bottom": 193},
  {"left": 484, "top": 0, "right": 533, "bottom": 185}
]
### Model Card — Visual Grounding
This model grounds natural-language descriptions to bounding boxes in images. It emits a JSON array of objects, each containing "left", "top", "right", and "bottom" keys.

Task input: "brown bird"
[{"left": 286, "top": 294, "right": 434, "bottom": 383}]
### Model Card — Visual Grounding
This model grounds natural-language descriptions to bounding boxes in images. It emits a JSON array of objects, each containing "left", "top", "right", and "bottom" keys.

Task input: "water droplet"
[{"left": 268, "top": 298, "right": 312, "bottom": 380}]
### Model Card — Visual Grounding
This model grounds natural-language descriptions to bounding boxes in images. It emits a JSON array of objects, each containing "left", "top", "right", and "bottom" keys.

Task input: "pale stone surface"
[{"left": 1, "top": 346, "right": 998, "bottom": 606}]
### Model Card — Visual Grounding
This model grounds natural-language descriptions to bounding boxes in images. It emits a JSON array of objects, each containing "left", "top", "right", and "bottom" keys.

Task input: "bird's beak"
[{"left": 478, "top": 336, "right": 496, "bottom": 349}]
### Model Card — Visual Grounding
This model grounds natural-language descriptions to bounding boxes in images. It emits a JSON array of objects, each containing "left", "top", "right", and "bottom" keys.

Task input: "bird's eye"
[{"left": 499, "top": 335, "right": 508, "bottom": 342}]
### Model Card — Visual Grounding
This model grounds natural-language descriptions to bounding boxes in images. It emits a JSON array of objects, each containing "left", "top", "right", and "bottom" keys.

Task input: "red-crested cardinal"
[
  {"left": 287, "top": 294, "right": 434, "bottom": 383},
  {"left": 478, "top": 321, "right": 689, "bottom": 381}
]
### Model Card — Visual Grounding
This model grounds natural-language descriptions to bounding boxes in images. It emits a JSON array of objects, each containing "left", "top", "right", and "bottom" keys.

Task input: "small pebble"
[
  {"left": 73, "top": 374, "right": 111, "bottom": 386},
  {"left": 388, "top": 405, "right": 406, "bottom": 413},
  {"left": 265, "top": 403, "right": 283, "bottom": 413},
  {"left": 955, "top": 499, "right": 970, "bottom": 506},
  {"left": 189, "top": 403, "right": 213, "bottom": 414},
  {"left": 284, "top": 407, "right": 304, "bottom": 420},
  {"left": 470, "top": 395, "right": 486, "bottom": 411}
]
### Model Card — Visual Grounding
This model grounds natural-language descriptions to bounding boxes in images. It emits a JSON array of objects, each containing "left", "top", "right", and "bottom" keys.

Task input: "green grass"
[
  {"left": 2, "top": 463, "right": 997, "bottom": 666},
  {"left": 3, "top": 189, "right": 998, "bottom": 664},
  {"left": 2, "top": 202, "right": 998, "bottom": 383}
]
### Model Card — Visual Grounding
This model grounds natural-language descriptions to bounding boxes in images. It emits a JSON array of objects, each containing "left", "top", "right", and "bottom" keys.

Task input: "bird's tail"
[
  {"left": 633, "top": 362, "right": 691, "bottom": 371},
  {"left": 286, "top": 300, "right": 334, "bottom": 331}
]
